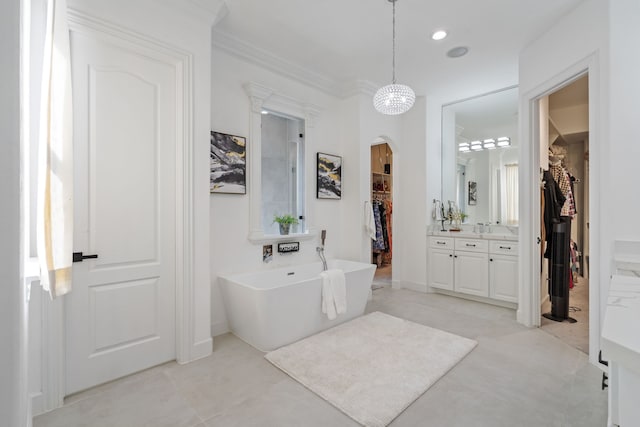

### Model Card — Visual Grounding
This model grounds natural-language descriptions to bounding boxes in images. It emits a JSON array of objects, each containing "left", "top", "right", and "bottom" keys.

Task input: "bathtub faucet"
[{"left": 317, "top": 230, "right": 328, "bottom": 271}]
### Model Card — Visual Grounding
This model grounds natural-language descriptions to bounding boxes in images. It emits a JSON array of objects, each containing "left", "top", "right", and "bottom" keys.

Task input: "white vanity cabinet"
[
  {"left": 453, "top": 238, "right": 489, "bottom": 297},
  {"left": 488, "top": 241, "right": 519, "bottom": 303},
  {"left": 427, "top": 237, "right": 454, "bottom": 291},
  {"left": 428, "top": 234, "right": 518, "bottom": 306}
]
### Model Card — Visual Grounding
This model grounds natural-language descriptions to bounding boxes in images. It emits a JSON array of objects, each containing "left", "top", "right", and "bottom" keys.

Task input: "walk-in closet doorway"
[
  {"left": 371, "top": 140, "right": 394, "bottom": 289},
  {"left": 537, "top": 75, "right": 590, "bottom": 355}
]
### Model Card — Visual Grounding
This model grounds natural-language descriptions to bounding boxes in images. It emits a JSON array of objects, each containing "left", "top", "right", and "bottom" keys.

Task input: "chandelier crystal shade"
[{"left": 373, "top": 0, "right": 415, "bottom": 115}]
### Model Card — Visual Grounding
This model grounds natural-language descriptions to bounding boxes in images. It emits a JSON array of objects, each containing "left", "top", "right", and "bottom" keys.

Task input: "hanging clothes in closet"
[
  {"left": 542, "top": 169, "right": 565, "bottom": 259},
  {"left": 384, "top": 200, "right": 393, "bottom": 259},
  {"left": 372, "top": 201, "right": 386, "bottom": 252},
  {"left": 372, "top": 200, "right": 392, "bottom": 255}
]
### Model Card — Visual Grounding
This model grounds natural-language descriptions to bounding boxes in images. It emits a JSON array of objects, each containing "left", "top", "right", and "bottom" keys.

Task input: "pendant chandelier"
[{"left": 373, "top": 0, "right": 415, "bottom": 116}]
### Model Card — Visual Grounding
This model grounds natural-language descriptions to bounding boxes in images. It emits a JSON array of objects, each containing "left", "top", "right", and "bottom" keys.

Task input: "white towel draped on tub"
[{"left": 320, "top": 269, "right": 347, "bottom": 320}]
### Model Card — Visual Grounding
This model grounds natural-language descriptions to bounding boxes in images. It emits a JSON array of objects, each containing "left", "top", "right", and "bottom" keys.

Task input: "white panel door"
[
  {"left": 66, "top": 29, "right": 177, "bottom": 395},
  {"left": 454, "top": 251, "right": 489, "bottom": 297}
]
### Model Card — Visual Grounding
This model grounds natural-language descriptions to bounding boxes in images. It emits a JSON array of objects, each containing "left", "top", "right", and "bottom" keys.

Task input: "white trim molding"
[
  {"left": 34, "top": 9, "right": 205, "bottom": 408},
  {"left": 213, "top": 30, "right": 383, "bottom": 99},
  {"left": 519, "top": 53, "right": 601, "bottom": 366},
  {"left": 215, "top": 30, "right": 341, "bottom": 97},
  {"left": 243, "top": 81, "right": 322, "bottom": 244}
]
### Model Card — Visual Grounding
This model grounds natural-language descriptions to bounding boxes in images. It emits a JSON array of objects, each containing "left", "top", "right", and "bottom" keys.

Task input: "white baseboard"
[
  {"left": 399, "top": 281, "right": 427, "bottom": 293},
  {"left": 185, "top": 338, "right": 213, "bottom": 363},
  {"left": 30, "top": 392, "right": 43, "bottom": 417},
  {"left": 433, "top": 289, "right": 518, "bottom": 310},
  {"left": 211, "top": 320, "right": 229, "bottom": 337}
]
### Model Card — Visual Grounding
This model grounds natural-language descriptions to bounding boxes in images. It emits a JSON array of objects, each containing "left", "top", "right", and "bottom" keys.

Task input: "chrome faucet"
[{"left": 316, "top": 229, "right": 328, "bottom": 271}]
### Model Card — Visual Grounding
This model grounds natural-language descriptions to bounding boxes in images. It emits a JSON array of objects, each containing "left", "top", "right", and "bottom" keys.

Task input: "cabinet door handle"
[
  {"left": 499, "top": 246, "right": 511, "bottom": 250},
  {"left": 449, "top": 254, "right": 453, "bottom": 257},
  {"left": 465, "top": 243, "right": 476, "bottom": 247},
  {"left": 454, "top": 255, "right": 458, "bottom": 258},
  {"left": 490, "top": 258, "right": 493, "bottom": 262},
  {"left": 436, "top": 241, "right": 446, "bottom": 245},
  {"left": 602, "top": 372, "right": 608, "bottom": 390}
]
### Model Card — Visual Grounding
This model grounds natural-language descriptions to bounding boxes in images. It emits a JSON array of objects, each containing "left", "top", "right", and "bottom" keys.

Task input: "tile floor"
[
  {"left": 541, "top": 275, "right": 590, "bottom": 354},
  {"left": 372, "top": 264, "right": 392, "bottom": 289},
  {"left": 34, "top": 288, "right": 608, "bottom": 427}
]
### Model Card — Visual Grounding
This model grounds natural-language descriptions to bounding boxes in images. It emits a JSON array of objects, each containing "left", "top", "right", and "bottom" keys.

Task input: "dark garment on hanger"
[
  {"left": 372, "top": 202, "right": 385, "bottom": 251},
  {"left": 543, "top": 170, "right": 566, "bottom": 258},
  {"left": 379, "top": 202, "right": 390, "bottom": 252}
]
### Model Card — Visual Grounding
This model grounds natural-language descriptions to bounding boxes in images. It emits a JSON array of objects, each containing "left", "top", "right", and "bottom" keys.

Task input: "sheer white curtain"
[
  {"left": 36, "top": 0, "right": 73, "bottom": 298},
  {"left": 505, "top": 164, "right": 519, "bottom": 225}
]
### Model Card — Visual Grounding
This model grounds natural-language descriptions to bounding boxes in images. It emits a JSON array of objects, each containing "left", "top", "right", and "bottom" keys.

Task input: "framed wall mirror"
[{"left": 441, "top": 86, "right": 519, "bottom": 225}]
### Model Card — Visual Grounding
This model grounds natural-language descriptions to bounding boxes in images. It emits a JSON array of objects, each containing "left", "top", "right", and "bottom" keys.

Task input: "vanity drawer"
[
  {"left": 490, "top": 240, "right": 519, "bottom": 255},
  {"left": 430, "top": 236, "right": 454, "bottom": 249},
  {"left": 455, "top": 238, "right": 488, "bottom": 253}
]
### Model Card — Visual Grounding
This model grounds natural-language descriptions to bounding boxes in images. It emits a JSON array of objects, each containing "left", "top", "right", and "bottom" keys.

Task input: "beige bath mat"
[{"left": 265, "top": 311, "right": 477, "bottom": 427}]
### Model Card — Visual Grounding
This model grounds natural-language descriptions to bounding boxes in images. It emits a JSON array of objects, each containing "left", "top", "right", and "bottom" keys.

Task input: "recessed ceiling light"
[
  {"left": 431, "top": 30, "right": 447, "bottom": 41},
  {"left": 261, "top": 110, "right": 269, "bottom": 115},
  {"left": 447, "top": 46, "right": 469, "bottom": 58}
]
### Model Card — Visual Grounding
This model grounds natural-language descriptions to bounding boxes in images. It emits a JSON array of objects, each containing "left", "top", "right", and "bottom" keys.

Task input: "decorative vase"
[{"left": 279, "top": 223, "right": 290, "bottom": 235}]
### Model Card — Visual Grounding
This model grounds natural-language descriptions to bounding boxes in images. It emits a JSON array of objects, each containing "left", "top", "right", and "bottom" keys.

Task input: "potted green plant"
[{"left": 273, "top": 214, "right": 299, "bottom": 235}]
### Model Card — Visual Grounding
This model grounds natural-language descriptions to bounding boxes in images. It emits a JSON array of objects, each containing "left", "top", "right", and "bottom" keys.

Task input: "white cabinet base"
[
  {"left": 428, "top": 235, "right": 518, "bottom": 309},
  {"left": 432, "top": 288, "right": 518, "bottom": 310}
]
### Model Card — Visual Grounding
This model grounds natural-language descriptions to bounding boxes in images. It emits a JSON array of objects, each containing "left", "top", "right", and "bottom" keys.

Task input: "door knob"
[{"left": 73, "top": 252, "right": 99, "bottom": 263}]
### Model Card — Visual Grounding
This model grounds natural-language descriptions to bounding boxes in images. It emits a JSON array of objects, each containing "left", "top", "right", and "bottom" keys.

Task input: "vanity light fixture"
[
  {"left": 373, "top": 0, "right": 416, "bottom": 116},
  {"left": 431, "top": 30, "right": 447, "bottom": 41},
  {"left": 483, "top": 138, "right": 496, "bottom": 149},
  {"left": 458, "top": 142, "right": 470, "bottom": 152},
  {"left": 497, "top": 137, "right": 511, "bottom": 147}
]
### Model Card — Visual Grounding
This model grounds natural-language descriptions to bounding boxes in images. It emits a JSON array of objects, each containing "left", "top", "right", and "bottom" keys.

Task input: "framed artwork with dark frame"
[
  {"left": 468, "top": 181, "right": 477, "bottom": 205},
  {"left": 210, "top": 131, "right": 246, "bottom": 194},
  {"left": 316, "top": 152, "right": 342, "bottom": 199}
]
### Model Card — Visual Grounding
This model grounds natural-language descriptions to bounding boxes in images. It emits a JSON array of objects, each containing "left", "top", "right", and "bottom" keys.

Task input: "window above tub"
[{"left": 243, "top": 82, "right": 320, "bottom": 243}]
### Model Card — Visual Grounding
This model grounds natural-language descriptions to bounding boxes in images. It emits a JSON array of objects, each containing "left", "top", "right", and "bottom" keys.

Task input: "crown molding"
[
  {"left": 340, "top": 79, "right": 379, "bottom": 98},
  {"left": 157, "top": 0, "right": 228, "bottom": 27},
  {"left": 213, "top": 29, "right": 349, "bottom": 97}
]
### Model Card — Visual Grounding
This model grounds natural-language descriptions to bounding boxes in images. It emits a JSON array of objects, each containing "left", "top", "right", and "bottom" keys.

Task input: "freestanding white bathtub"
[{"left": 219, "top": 259, "right": 376, "bottom": 352}]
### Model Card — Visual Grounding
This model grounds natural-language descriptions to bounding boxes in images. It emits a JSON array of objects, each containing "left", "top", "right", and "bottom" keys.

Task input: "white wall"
[
  {"left": 609, "top": 0, "right": 640, "bottom": 240},
  {"left": 210, "top": 47, "right": 344, "bottom": 334},
  {"left": 209, "top": 46, "right": 428, "bottom": 332},
  {"left": 398, "top": 97, "right": 428, "bottom": 290},
  {"left": 1, "top": 0, "right": 28, "bottom": 425},
  {"left": 518, "top": 0, "right": 609, "bottom": 359}
]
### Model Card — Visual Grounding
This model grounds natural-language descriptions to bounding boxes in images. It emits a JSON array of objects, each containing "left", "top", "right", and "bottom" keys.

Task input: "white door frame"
[
  {"left": 40, "top": 11, "right": 197, "bottom": 409},
  {"left": 518, "top": 53, "right": 601, "bottom": 365},
  {"left": 369, "top": 136, "right": 400, "bottom": 289}
]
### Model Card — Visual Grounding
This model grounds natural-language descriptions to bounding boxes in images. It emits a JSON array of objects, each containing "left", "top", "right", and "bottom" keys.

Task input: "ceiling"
[{"left": 214, "top": 0, "right": 585, "bottom": 100}]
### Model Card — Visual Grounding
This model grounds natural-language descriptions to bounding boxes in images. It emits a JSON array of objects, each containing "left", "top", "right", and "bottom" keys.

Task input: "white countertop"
[
  {"left": 601, "top": 275, "right": 640, "bottom": 375},
  {"left": 428, "top": 230, "right": 518, "bottom": 242}
]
